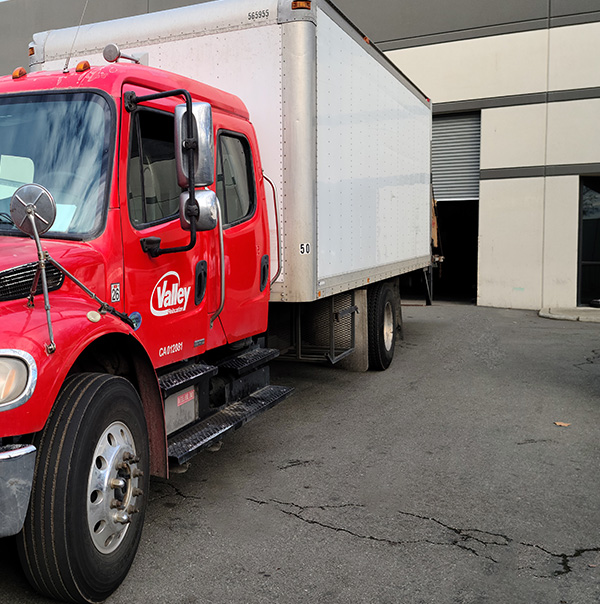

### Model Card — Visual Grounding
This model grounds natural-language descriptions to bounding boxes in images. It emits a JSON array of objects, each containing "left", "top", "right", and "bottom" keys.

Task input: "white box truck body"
[{"left": 30, "top": 0, "right": 432, "bottom": 304}]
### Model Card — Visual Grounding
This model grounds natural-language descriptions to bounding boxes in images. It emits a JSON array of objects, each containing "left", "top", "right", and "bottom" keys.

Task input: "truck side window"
[
  {"left": 215, "top": 133, "right": 255, "bottom": 226},
  {"left": 128, "top": 109, "right": 180, "bottom": 228}
]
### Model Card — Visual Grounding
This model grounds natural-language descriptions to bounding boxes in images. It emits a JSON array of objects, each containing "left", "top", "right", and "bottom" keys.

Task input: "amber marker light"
[
  {"left": 28, "top": 47, "right": 35, "bottom": 57},
  {"left": 12, "top": 67, "right": 27, "bottom": 80},
  {"left": 292, "top": 1, "right": 312, "bottom": 9},
  {"left": 76, "top": 61, "right": 91, "bottom": 73}
]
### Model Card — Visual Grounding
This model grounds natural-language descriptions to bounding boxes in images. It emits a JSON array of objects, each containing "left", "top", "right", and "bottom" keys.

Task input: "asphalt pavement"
[{"left": 1, "top": 301, "right": 599, "bottom": 604}]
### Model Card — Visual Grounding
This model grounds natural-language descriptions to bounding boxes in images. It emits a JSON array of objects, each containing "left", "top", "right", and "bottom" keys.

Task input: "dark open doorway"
[
  {"left": 433, "top": 199, "right": 479, "bottom": 301},
  {"left": 400, "top": 199, "right": 479, "bottom": 303},
  {"left": 579, "top": 177, "right": 600, "bottom": 305}
]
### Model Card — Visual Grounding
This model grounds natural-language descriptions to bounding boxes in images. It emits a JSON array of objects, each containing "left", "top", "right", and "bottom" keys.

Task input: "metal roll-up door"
[{"left": 432, "top": 112, "right": 481, "bottom": 202}]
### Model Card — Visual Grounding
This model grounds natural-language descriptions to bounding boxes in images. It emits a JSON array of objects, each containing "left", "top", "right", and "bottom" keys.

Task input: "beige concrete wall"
[
  {"left": 549, "top": 21, "right": 600, "bottom": 91},
  {"left": 387, "top": 21, "right": 600, "bottom": 103},
  {"left": 547, "top": 99, "right": 600, "bottom": 166},
  {"left": 478, "top": 178, "right": 545, "bottom": 309},
  {"left": 387, "top": 30, "right": 549, "bottom": 103},
  {"left": 542, "top": 176, "right": 580, "bottom": 308},
  {"left": 479, "top": 175, "right": 581, "bottom": 309},
  {"left": 389, "top": 20, "right": 600, "bottom": 310},
  {"left": 480, "top": 105, "right": 548, "bottom": 169}
]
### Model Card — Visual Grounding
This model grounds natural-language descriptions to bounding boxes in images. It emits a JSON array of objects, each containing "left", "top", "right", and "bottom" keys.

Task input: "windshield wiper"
[{"left": 0, "top": 212, "right": 14, "bottom": 225}]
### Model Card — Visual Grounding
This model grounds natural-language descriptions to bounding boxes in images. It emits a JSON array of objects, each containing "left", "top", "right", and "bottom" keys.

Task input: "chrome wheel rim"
[
  {"left": 383, "top": 301, "right": 394, "bottom": 351},
  {"left": 87, "top": 421, "right": 142, "bottom": 554}
]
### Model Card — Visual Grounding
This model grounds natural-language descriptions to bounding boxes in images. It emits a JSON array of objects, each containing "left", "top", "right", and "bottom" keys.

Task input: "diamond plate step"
[
  {"left": 158, "top": 362, "right": 218, "bottom": 399},
  {"left": 219, "top": 347, "right": 280, "bottom": 376},
  {"left": 167, "top": 384, "right": 294, "bottom": 464}
]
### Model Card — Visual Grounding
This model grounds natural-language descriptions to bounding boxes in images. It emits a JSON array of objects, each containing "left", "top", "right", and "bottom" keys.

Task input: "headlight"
[{"left": 0, "top": 350, "right": 37, "bottom": 411}]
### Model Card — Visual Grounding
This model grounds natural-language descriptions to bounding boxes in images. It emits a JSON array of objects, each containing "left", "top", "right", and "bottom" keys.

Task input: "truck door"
[
  {"left": 119, "top": 86, "right": 213, "bottom": 368},
  {"left": 210, "top": 118, "right": 270, "bottom": 343}
]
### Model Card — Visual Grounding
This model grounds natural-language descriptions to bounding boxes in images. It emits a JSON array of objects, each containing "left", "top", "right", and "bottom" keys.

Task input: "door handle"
[
  {"left": 195, "top": 260, "right": 207, "bottom": 304},
  {"left": 260, "top": 255, "right": 269, "bottom": 292}
]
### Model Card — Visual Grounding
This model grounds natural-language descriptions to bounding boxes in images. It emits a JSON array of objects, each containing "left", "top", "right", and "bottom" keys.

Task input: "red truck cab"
[{"left": 0, "top": 61, "right": 289, "bottom": 603}]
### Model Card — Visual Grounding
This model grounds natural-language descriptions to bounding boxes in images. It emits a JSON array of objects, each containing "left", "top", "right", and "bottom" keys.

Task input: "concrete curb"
[{"left": 539, "top": 308, "right": 600, "bottom": 323}]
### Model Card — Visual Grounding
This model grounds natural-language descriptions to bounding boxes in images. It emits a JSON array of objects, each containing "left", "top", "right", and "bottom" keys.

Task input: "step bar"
[{"left": 167, "top": 384, "right": 294, "bottom": 464}]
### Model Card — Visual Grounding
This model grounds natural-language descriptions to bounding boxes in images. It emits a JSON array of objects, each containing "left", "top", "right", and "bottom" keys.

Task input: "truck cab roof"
[{"left": 1, "top": 62, "right": 250, "bottom": 120}]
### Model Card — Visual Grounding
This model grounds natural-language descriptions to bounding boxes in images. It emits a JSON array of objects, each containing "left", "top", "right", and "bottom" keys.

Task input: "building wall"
[{"left": 386, "top": 14, "right": 600, "bottom": 309}]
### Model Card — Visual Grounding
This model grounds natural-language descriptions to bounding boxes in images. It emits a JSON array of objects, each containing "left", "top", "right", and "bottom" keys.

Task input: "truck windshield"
[{"left": 0, "top": 91, "right": 113, "bottom": 239}]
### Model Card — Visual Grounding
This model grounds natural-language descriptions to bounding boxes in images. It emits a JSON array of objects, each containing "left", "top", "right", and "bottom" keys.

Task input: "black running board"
[
  {"left": 219, "top": 347, "right": 280, "bottom": 376},
  {"left": 167, "top": 385, "right": 294, "bottom": 465}
]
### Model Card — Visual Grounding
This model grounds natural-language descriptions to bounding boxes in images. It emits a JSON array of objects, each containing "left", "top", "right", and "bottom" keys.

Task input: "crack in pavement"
[
  {"left": 520, "top": 541, "right": 600, "bottom": 577},
  {"left": 574, "top": 349, "right": 600, "bottom": 369},
  {"left": 247, "top": 497, "right": 453, "bottom": 552},
  {"left": 247, "top": 498, "right": 599, "bottom": 575},
  {"left": 150, "top": 480, "right": 204, "bottom": 503},
  {"left": 278, "top": 459, "right": 320, "bottom": 470}
]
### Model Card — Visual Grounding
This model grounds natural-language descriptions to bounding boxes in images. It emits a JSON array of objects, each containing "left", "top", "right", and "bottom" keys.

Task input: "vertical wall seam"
[{"left": 540, "top": 0, "right": 551, "bottom": 308}]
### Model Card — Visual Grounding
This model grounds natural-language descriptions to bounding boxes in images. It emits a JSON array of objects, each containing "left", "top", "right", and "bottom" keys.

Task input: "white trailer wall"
[{"left": 316, "top": 8, "right": 431, "bottom": 292}]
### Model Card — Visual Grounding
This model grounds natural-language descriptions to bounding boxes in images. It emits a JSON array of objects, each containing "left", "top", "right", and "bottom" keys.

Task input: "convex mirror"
[
  {"left": 180, "top": 190, "right": 218, "bottom": 232},
  {"left": 10, "top": 183, "right": 56, "bottom": 236}
]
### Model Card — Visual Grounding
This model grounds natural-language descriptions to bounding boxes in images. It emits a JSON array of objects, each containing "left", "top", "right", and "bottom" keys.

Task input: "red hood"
[{"left": 0, "top": 234, "right": 107, "bottom": 298}]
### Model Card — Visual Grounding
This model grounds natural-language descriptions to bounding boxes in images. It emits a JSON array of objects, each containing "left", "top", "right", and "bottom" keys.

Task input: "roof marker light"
[
  {"left": 12, "top": 67, "right": 27, "bottom": 80},
  {"left": 76, "top": 60, "right": 91, "bottom": 73},
  {"left": 292, "top": 1, "right": 311, "bottom": 9}
]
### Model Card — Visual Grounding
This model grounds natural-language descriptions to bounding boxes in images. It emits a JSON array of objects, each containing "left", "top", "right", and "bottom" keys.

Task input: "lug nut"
[
  {"left": 110, "top": 498, "right": 123, "bottom": 509},
  {"left": 132, "top": 488, "right": 143, "bottom": 497},
  {"left": 132, "top": 468, "right": 144, "bottom": 478},
  {"left": 127, "top": 505, "right": 140, "bottom": 515},
  {"left": 113, "top": 510, "right": 131, "bottom": 524}
]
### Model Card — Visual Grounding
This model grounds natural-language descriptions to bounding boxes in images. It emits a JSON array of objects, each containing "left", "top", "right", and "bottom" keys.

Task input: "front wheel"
[
  {"left": 368, "top": 282, "right": 397, "bottom": 371},
  {"left": 17, "top": 373, "right": 149, "bottom": 603}
]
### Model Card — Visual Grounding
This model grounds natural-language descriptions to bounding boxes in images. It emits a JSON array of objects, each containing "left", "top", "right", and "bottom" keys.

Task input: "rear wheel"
[
  {"left": 368, "top": 282, "right": 397, "bottom": 371},
  {"left": 17, "top": 373, "right": 149, "bottom": 603}
]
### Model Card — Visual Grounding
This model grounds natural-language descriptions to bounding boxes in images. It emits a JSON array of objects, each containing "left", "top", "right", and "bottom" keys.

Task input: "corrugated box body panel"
[{"left": 31, "top": 0, "right": 431, "bottom": 303}]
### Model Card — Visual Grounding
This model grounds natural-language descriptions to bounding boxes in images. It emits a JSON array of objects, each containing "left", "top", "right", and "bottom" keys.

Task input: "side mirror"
[
  {"left": 180, "top": 190, "right": 218, "bottom": 232},
  {"left": 175, "top": 102, "right": 214, "bottom": 189},
  {"left": 10, "top": 183, "right": 56, "bottom": 236}
]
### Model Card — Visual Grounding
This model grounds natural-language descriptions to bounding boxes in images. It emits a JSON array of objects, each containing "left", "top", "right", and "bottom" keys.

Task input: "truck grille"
[{"left": 0, "top": 262, "right": 64, "bottom": 302}]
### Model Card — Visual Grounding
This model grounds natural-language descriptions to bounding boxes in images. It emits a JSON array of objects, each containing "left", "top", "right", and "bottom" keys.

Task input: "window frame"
[
  {"left": 578, "top": 175, "right": 600, "bottom": 306},
  {"left": 127, "top": 106, "right": 181, "bottom": 231},
  {"left": 215, "top": 129, "right": 257, "bottom": 230}
]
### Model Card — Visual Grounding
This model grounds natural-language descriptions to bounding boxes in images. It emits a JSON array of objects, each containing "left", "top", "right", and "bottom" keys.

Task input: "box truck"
[{"left": 0, "top": 0, "right": 431, "bottom": 601}]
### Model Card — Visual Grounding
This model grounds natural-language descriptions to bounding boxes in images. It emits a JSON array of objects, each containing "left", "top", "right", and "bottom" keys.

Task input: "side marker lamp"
[
  {"left": 12, "top": 67, "right": 27, "bottom": 80},
  {"left": 292, "top": 1, "right": 311, "bottom": 9}
]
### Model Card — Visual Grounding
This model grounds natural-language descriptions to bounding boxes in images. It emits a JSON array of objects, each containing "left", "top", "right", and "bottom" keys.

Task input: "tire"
[
  {"left": 16, "top": 373, "right": 149, "bottom": 603},
  {"left": 368, "top": 282, "right": 397, "bottom": 371}
]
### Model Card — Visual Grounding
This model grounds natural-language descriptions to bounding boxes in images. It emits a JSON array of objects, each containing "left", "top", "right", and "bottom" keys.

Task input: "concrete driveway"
[{"left": 1, "top": 302, "right": 599, "bottom": 604}]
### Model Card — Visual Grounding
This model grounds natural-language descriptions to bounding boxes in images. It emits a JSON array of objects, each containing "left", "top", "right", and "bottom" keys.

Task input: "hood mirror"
[{"left": 10, "top": 183, "right": 56, "bottom": 236}]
